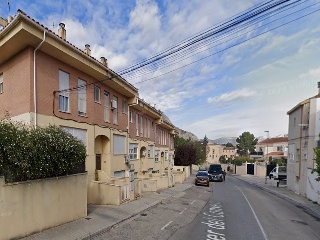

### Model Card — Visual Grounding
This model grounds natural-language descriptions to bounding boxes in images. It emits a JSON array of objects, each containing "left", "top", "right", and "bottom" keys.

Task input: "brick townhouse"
[{"left": 0, "top": 10, "right": 175, "bottom": 205}]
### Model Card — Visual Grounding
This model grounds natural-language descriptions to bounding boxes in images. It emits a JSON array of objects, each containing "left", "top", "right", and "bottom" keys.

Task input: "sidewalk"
[
  {"left": 20, "top": 177, "right": 194, "bottom": 240},
  {"left": 234, "top": 174, "right": 320, "bottom": 219},
  {"left": 20, "top": 174, "right": 320, "bottom": 240}
]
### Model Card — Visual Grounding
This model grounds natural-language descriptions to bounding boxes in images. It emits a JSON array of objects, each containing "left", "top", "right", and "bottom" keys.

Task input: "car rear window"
[{"left": 197, "top": 171, "right": 208, "bottom": 176}]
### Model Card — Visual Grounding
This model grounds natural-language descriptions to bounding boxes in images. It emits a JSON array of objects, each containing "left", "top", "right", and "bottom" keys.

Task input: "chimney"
[
  {"left": 7, "top": 15, "right": 13, "bottom": 23},
  {"left": 58, "top": 22, "right": 66, "bottom": 40},
  {"left": 84, "top": 44, "right": 91, "bottom": 55},
  {"left": 100, "top": 57, "right": 108, "bottom": 67},
  {"left": 0, "top": 17, "right": 8, "bottom": 28}
]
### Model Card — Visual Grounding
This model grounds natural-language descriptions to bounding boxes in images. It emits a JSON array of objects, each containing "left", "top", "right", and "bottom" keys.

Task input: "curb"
[
  {"left": 81, "top": 183, "right": 194, "bottom": 240},
  {"left": 82, "top": 198, "right": 163, "bottom": 240}
]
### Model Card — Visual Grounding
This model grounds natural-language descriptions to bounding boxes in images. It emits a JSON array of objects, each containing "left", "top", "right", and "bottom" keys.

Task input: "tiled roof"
[
  {"left": 1, "top": 9, "right": 137, "bottom": 91},
  {"left": 257, "top": 137, "right": 288, "bottom": 144},
  {"left": 268, "top": 151, "right": 284, "bottom": 156}
]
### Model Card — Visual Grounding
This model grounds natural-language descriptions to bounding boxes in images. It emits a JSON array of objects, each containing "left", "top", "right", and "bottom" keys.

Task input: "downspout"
[{"left": 33, "top": 31, "right": 46, "bottom": 128}]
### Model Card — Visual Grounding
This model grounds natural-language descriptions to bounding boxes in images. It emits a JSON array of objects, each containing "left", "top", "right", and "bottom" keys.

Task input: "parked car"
[
  {"left": 269, "top": 166, "right": 287, "bottom": 180},
  {"left": 208, "top": 164, "right": 223, "bottom": 182},
  {"left": 195, "top": 171, "right": 210, "bottom": 187}
]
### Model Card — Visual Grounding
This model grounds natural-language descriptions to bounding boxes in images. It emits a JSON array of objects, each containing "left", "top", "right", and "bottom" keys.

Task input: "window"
[
  {"left": 165, "top": 151, "right": 168, "bottom": 161},
  {"left": 277, "top": 146, "right": 283, "bottom": 151},
  {"left": 61, "top": 126, "right": 87, "bottom": 147},
  {"left": 136, "top": 114, "right": 139, "bottom": 136},
  {"left": 114, "top": 170, "right": 125, "bottom": 178},
  {"left": 129, "top": 111, "right": 133, "bottom": 123},
  {"left": 94, "top": 85, "right": 100, "bottom": 103},
  {"left": 113, "top": 134, "right": 125, "bottom": 154},
  {"left": 148, "top": 145, "right": 154, "bottom": 158},
  {"left": 113, "top": 96, "right": 118, "bottom": 124},
  {"left": 147, "top": 119, "right": 151, "bottom": 138},
  {"left": 0, "top": 74, "right": 3, "bottom": 94},
  {"left": 129, "top": 143, "right": 138, "bottom": 160},
  {"left": 122, "top": 100, "right": 126, "bottom": 114},
  {"left": 155, "top": 150, "right": 159, "bottom": 162},
  {"left": 140, "top": 115, "right": 143, "bottom": 136},
  {"left": 293, "top": 117, "right": 296, "bottom": 127},
  {"left": 58, "top": 70, "right": 70, "bottom": 112},
  {"left": 78, "top": 79, "right": 86, "bottom": 116},
  {"left": 104, "top": 92, "right": 110, "bottom": 122}
]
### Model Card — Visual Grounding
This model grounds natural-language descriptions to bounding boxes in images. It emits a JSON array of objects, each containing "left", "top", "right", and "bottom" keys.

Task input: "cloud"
[{"left": 207, "top": 88, "right": 256, "bottom": 103}]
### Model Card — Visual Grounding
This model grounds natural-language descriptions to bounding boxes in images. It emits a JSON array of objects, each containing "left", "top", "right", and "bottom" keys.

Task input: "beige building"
[
  {"left": 0, "top": 10, "right": 175, "bottom": 205},
  {"left": 206, "top": 143, "right": 236, "bottom": 165},
  {"left": 287, "top": 83, "right": 320, "bottom": 204}
]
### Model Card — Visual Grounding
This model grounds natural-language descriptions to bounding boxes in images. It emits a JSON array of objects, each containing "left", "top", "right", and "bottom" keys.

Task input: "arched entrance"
[{"left": 94, "top": 135, "right": 110, "bottom": 177}]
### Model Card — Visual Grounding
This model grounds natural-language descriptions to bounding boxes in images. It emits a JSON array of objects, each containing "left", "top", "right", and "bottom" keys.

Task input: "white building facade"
[{"left": 287, "top": 83, "right": 320, "bottom": 204}]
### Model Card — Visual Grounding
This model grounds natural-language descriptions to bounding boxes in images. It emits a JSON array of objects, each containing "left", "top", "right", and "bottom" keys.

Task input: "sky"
[{"left": 1, "top": 0, "right": 320, "bottom": 140}]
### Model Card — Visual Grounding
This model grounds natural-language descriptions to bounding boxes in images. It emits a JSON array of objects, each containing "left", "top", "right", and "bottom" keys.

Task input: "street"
[{"left": 92, "top": 175, "right": 320, "bottom": 240}]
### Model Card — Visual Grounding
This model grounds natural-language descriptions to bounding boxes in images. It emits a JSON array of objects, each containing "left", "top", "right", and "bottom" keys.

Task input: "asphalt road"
[{"left": 92, "top": 175, "right": 320, "bottom": 240}]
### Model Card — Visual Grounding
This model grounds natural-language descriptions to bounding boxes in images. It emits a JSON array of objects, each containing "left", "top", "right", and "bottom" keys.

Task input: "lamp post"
[{"left": 264, "top": 131, "right": 269, "bottom": 184}]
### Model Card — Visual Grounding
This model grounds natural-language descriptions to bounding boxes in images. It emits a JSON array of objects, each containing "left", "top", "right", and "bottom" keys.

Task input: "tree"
[
  {"left": 226, "top": 142, "right": 234, "bottom": 147},
  {"left": 236, "top": 131, "right": 258, "bottom": 157},
  {"left": 219, "top": 156, "right": 227, "bottom": 164},
  {"left": 174, "top": 135, "right": 206, "bottom": 166}
]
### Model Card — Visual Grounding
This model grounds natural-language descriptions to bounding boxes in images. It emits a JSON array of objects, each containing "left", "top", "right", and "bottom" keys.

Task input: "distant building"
[
  {"left": 253, "top": 137, "right": 288, "bottom": 160},
  {"left": 206, "top": 143, "right": 236, "bottom": 165}
]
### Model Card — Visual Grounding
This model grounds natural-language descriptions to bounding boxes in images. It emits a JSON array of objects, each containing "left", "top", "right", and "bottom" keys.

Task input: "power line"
[
  {"left": 117, "top": 0, "right": 304, "bottom": 77},
  {"left": 124, "top": 0, "right": 314, "bottom": 81},
  {"left": 133, "top": 7, "right": 320, "bottom": 84}
]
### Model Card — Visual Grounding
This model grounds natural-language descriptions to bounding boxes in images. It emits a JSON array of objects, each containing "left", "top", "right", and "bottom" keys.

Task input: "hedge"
[{"left": 0, "top": 120, "right": 86, "bottom": 183}]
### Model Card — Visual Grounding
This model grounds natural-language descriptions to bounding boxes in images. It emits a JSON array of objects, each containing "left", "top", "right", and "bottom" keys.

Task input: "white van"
[{"left": 269, "top": 166, "right": 287, "bottom": 180}]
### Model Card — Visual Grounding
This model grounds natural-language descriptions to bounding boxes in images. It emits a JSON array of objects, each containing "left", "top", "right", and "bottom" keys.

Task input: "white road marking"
[
  {"left": 161, "top": 221, "right": 173, "bottom": 230},
  {"left": 191, "top": 200, "right": 196, "bottom": 205},
  {"left": 198, "top": 195, "right": 202, "bottom": 198},
  {"left": 232, "top": 183, "right": 269, "bottom": 240},
  {"left": 179, "top": 207, "right": 187, "bottom": 214}
]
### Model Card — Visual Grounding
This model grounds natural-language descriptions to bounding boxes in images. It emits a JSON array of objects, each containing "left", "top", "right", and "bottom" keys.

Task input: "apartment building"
[
  {"left": 0, "top": 10, "right": 175, "bottom": 204},
  {"left": 206, "top": 142, "right": 236, "bottom": 165},
  {"left": 287, "top": 82, "right": 320, "bottom": 204}
]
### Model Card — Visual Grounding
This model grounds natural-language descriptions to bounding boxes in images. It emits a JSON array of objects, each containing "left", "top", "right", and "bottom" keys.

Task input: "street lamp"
[{"left": 264, "top": 131, "right": 269, "bottom": 184}]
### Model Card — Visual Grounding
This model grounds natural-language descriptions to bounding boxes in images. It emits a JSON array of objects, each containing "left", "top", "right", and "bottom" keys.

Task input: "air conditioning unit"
[
  {"left": 111, "top": 100, "right": 117, "bottom": 109},
  {"left": 124, "top": 155, "right": 130, "bottom": 164}
]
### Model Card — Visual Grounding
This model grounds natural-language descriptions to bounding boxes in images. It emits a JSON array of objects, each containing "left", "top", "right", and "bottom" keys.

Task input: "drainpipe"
[{"left": 33, "top": 31, "right": 46, "bottom": 128}]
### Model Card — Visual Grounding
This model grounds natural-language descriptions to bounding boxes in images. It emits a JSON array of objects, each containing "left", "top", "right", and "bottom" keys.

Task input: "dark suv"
[{"left": 208, "top": 164, "right": 223, "bottom": 182}]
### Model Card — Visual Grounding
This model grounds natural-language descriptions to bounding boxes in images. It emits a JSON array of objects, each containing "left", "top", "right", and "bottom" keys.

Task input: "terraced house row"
[{"left": 0, "top": 10, "right": 187, "bottom": 206}]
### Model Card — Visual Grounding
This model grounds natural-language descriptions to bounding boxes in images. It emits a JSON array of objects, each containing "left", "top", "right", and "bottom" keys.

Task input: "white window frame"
[
  {"left": 155, "top": 150, "right": 160, "bottom": 162},
  {"left": 94, "top": 85, "right": 100, "bottom": 103},
  {"left": 104, "top": 92, "right": 110, "bottom": 122},
  {"left": 129, "top": 143, "right": 138, "bottom": 160},
  {"left": 113, "top": 96, "right": 118, "bottom": 125},
  {"left": 129, "top": 111, "right": 133, "bottom": 123},
  {"left": 0, "top": 74, "right": 3, "bottom": 94},
  {"left": 59, "top": 70, "right": 70, "bottom": 112},
  {"left": 122, "top": 100, "right": 126, "bottom": 114},
  {"left": 148, "top": 145, "right": 154, "bottom": 158},
  {"left": 78, "top": 79, "right": 86, "bottom": 116}
]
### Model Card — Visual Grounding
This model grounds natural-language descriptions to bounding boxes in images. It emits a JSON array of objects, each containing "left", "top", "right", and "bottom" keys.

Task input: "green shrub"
[{"left": 0, "top": 120, "right": 86, "bottom": 183}]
